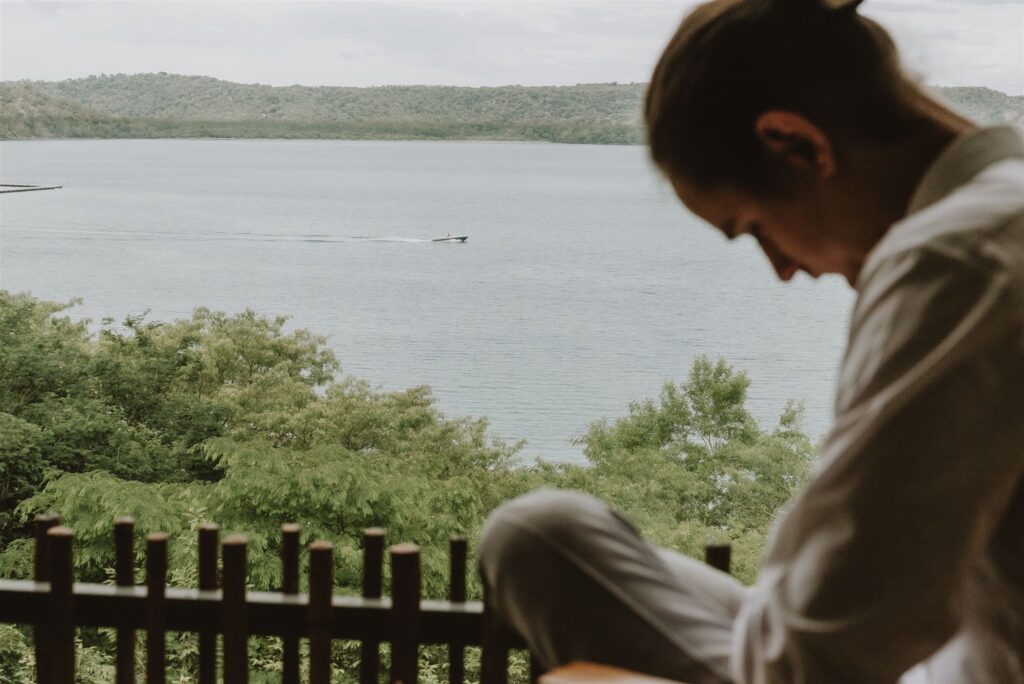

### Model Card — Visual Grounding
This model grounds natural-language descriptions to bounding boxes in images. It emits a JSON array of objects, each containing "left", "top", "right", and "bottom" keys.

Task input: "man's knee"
[{"left": 478, "top": 488, "right": 623, "bottom": 579}]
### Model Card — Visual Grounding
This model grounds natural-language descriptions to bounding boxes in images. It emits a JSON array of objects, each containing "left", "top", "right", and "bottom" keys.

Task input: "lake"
[{"left": 0, "top": 139, "right": 854, "bottom": 462}]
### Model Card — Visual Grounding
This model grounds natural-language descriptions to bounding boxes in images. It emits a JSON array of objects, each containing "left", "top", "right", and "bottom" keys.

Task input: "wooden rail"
[
  {"left": 5, "top": 514, "right": 526, "bottom": 683},
  {"left": 2, "top": 513, "right": 731, "bottom": 683}
]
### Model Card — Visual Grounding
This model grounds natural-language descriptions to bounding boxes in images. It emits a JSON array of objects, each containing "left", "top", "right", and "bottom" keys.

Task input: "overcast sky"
[{"left": 2, "top": 0, "right": 1022, "bottom": 94}]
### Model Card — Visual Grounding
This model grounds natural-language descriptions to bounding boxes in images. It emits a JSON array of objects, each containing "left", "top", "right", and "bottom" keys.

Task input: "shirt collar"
[
  {"left": 906, "top": 126, "right": 1024, "bottom": 215},
  {"left": 854, "top": 126, "right": 1024, "bottom": 292}
]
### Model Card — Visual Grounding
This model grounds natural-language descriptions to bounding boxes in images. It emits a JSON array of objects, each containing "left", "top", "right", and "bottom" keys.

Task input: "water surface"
[{"left": 0, "top": 139, "right": 854, "bottom": 462}]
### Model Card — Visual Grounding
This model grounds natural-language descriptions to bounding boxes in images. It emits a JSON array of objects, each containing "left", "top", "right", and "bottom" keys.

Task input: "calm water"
[{"left": 0, "top": 139, "right": 854, "bottom": 462}]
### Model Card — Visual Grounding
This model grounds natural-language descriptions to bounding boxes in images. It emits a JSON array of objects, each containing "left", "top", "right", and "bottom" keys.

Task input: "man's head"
[{"left": 646, "top": 0, "right": 935, "bottom": 285}]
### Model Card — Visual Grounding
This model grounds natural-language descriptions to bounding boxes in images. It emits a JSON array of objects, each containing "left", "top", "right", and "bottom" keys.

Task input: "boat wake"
[{"left": 8, "top": 227, "right": 434, "bottom": 244}]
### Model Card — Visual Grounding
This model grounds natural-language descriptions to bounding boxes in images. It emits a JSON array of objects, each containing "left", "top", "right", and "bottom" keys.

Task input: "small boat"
[{"left": 432, "top": 234, "right": 469, "bottom": 243}]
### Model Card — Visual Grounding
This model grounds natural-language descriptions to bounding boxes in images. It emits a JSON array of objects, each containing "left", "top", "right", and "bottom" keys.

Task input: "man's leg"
[{"left": 478, "top": 489, "right": 744, "bottom": 683}]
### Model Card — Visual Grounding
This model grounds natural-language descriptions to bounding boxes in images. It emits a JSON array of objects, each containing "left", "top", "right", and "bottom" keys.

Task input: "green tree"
[
  {"left": 0, "top": 293, "right": 815, "bottom": 678},
  {"left": 569, "top": 356, "right": 813, "bottom": 580}
]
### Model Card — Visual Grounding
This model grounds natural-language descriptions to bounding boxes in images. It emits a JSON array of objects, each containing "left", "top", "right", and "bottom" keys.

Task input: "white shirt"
[{"left": 732, "top": 127, "right": 1024, "bottom": 684}]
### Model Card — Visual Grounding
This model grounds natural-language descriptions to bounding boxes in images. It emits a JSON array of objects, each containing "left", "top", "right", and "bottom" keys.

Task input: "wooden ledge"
[{"left": 540, "top": 663, "right": 687, "bottom": 684}]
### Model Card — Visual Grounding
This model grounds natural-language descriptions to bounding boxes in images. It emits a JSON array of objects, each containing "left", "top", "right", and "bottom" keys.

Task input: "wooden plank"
[
  {"left": 389, "top": 543, "right": 420, "bottom": 684},
  {"left": 0, "top": 580, "right": 514, "bottom": 645},
  {"left": 48, "top": 526, "right": 75, "bottom": 684},
  {"left": 540, "top": 663, "right": 686, "bottom": 684},
  {"left": 223, "top": 535, "right": 249, "bottom": 684},
  {"left": 448, "top": 535, "right": 468, "bottom": 684},
  {"left": 360, "top": 528, "right": 385, "bottom": 684},
  {"left": 281, "top": 524, "right": 301, "bottom": 684},
  {"left": 33, "top": 513, "right": 59, "bottom": 684},
  {"left": 146, "top": 533, "right": 168, "bottom": 684},
  {"left": 308, "top": 541, "right": 333, "bottom": 684},
  {"left": 114, "top": 517, "right": 136, "bottom": 684},
  {"left": 198, "top": 523, "right": 219, "bottom": 684}
]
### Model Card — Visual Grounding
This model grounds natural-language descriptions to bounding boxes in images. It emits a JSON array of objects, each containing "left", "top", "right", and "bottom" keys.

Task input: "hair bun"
[
  {"left": 784, "top": 0, "right": 864, "bottom": 14},
  {"left": 823, "top": 0, "right": 864, "bottom": 11}
]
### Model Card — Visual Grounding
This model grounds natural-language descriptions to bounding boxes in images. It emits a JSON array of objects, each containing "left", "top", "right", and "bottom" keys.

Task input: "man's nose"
[{"left": 760, "top": 242, "right": 797, "bottom": 281}]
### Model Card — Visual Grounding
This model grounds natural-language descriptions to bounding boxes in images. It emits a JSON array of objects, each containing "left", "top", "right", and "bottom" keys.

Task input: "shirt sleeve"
[{"left": 731, "top": 245, "right": 1024, "bottom": 684}]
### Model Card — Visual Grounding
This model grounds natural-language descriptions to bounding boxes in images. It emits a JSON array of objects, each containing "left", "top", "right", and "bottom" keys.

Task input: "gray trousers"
[{"left": 478, "top": 489, "right": 744, "bottom": 683}]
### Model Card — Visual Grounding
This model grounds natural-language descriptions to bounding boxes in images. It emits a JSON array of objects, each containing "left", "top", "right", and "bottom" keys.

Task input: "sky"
[{"left": 1, "top": 0, "right": 1022, "bottom": 94}]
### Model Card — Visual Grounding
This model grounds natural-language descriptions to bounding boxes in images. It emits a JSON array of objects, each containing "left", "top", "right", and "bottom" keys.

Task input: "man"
[{"left": 479, "top": 0, "right": 1024, "bottom": 681}]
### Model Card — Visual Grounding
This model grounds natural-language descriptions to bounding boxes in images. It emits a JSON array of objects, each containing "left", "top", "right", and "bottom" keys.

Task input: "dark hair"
[{"left": 645, "top": 0, "right": 922, "bottom": 191}]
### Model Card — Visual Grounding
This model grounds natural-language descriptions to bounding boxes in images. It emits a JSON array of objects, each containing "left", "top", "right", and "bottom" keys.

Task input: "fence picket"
[
  {"left": 282, "top": 524, "right": 301, "bottom": 684},
  {"left": 309, "top": 541, "right": 334, "bottom": 684},
  {"left": 360, "top": 527, "right": 385, "bottom": 684},
  {"left": 146, "top": 533, "right": 168, "bottom": 684},
  {"left": 115, "top": 518, "right": 136, "bottom": 684},
  {"left": 33, "top": 513, "right": 59, "bottom": 684},
  {"left": 47, "top": 526, "right": 75, "bottom": 684},
  {"left": 390, "top": 543, "right": 421, "bottom": 684},
  {"left": 448, "top": 535, "right": 468, "bottom": 684},
  {"left": 480, "top": 583, "right": 510, "bottom": 684},
  {"left": 531, "top": 654, "right": 543, "bottom": 684},
  {"left": 223, "top": 535, "right": 249, "bottom": 684},
  {"left": 703, "top": 544, "right": 731, "bottom": 574},
  {"left": 198, "top": 523, "right": 220, "bottom": 684}
]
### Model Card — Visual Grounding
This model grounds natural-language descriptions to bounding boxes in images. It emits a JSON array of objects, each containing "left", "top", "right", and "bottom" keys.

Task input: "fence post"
[
  {"left": 448, "top": 535, "right": 468, "bottom": 684},
  {"left": 360, "top": 528, "right": 385, "bottom": 684},
  {"left": 33, "top": 513, "right": 59, "bottom": 684},
  {"left": 389, "top": 543, "right": 420, "bottom": 684},
  {"left": 48, "top": 526, "right": 75, "bottom": 684},
  {"left": 704, "top": 544, "right": 731, "bottom": 575},
  {"left": 114, "top": 517, "right": 136, "bottom": 684},
  {"left": 530, "top": 655, "right": 544, "bottom": 684},
  {"left": 146, "top": 533, "right": 168, "bottom": 684},
  {"left": 223, "top": 534, "right": 249, "bottom": 684},
  {"left": 308, "top": 541, "right": 334, "bottom": 684},
  {"left": 198, "top": 523, "right": 220, "bottom": 684},
  {"left": 480, "top": 583, "right": 510, "bottom": 684},
  {"left": 34, "top": 514, "right": 60, "bottom": 581},
  {"left": 281, "top": 524, "right": 301, "bottom": 684}
]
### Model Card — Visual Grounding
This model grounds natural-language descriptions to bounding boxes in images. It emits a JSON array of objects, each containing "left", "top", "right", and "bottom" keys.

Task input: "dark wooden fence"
[{"left": 0, "top": 514, "right": 731, "bottom": 683}]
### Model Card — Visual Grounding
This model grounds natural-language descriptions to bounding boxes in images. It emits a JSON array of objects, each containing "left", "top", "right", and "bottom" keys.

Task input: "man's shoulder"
[
  {"left": 837, "top": 165, "right": 1024, "bottom": 416},
  {"left": 858, "top": 157, "right": 1024, "bottom": 292}
]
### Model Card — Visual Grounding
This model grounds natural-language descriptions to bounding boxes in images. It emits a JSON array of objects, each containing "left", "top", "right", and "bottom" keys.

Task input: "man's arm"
[{"left": 732, "top": 246, "right": 1024, "bottom": 683}]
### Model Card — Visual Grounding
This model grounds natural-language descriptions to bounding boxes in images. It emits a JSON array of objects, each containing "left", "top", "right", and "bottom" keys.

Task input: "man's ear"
[{"left": 754, "top": 111, "right": 836, "bottom": 178}]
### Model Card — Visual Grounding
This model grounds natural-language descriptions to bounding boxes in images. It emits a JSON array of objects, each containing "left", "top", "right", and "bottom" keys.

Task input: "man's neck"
[
  {"left": 838, "top": 96, "right": 975, "bottom": 285},
  {"left": 867, "top": 100, "right": 974, "bottom": 228}
]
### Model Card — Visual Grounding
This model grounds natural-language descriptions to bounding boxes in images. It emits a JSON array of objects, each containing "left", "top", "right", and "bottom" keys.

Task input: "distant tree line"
[{"left": 2, "top": 73, "right": 1021, "bottom": 144}]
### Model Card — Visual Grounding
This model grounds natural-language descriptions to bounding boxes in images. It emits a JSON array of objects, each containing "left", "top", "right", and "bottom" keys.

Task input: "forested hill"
[
  {"left": 1, "top": 74, "right": 646, "bottom": 143},
  {"left": 2, "top": 73, "right": 1022, "bottom": 143}
]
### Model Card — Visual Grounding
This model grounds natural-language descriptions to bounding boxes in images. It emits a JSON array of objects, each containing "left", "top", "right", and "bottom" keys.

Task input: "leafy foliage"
[{"left": 0, "top": 291, "right": 815, "bottom": 679}]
